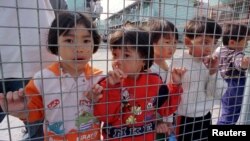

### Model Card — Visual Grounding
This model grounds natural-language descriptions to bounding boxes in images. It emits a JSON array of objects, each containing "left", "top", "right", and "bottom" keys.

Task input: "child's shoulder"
[
  {"left": 33, "top": 63, "right": 59, "bottom": 79},
  {"left": 141, "top": 73, "right": 163, "bottom": 84}
]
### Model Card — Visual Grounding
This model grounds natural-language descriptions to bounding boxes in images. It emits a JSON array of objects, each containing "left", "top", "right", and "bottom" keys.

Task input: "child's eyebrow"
[{"left": 64, "top": 33, "right": 91, "bottom": 38}]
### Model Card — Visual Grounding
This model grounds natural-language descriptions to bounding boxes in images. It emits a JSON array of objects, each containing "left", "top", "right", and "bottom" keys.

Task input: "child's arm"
[
  {"left": 24, "top": 80, "right": 44, "bottom": 122},
  {"left": 0, "top": 79, "right": 44, "bottom": 123},
  {"left": 167, "top": 67, "right": 186, "bottom": 114},
  {"left": 0, "top": 88, "right": 28, "bottom": 119},
  {"left": 93, "top": 78, "right": 121, "bottom": 124},
  {"left": 157, "top": 68, "right": 186, "bottom": 116}
]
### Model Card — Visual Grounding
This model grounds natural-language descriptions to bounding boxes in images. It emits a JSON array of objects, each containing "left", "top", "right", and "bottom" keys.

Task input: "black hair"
[
  {"left": 222, "top": 24, "right": 249, "bottom": 46},
  {"left": 148, "top": 19, "right": 179, "bottom": 43},
  {"left": 47, "top": 12, "right": 100, "bottom": 55},
  {"left": 109, "top": 27, "right": 154, "bottom": 71},
  {"left": 184, "top": 16, "right": 222, "bottom": 40}
]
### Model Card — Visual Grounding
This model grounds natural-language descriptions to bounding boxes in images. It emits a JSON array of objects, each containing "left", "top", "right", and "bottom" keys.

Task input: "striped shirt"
[{"left": 214, "top": 45, "right": 247, "bottom": 79}]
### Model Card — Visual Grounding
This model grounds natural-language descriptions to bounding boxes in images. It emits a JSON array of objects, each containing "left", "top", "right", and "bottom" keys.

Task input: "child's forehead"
[
  {"left": 64, "top": 24, "right": 90, "bottom": 36},
  {"left": 112, "top": 45, "right": 135, "bottom": 53},
  {"left": 194, "top": 35, "right": 215, "bottom": 41}
]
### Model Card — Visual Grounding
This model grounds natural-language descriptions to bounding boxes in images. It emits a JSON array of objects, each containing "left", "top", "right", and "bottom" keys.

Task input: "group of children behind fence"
[{"left": 0, "top": 11, "right": 250, "bottom": 141}]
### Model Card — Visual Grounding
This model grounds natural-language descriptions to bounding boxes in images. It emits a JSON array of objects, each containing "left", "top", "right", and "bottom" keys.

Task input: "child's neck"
[
  {"left": 60, "top": 63, "right": 84, "bottom": 78},
  {"left": 154, "top": 59, "right": 168, "bottom": 71}
]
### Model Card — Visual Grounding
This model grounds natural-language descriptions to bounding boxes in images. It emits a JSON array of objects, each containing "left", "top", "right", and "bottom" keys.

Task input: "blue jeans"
[
  {"left": 217, "top": 77, "right": 246, "bottom": 125},
  {"left": 0, "top": 78, "right": 44, "bottom": 140}
]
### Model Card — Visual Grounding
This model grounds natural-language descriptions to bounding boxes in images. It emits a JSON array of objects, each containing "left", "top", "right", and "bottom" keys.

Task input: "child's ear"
[{"left": 184, "top": 37, "right": 192, "bottom": 47}]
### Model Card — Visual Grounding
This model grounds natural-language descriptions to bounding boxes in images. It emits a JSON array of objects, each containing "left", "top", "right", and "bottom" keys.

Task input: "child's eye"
[
  {"left": 65, "top": 39, "right": 74, "bottom": 43},
  {"left": 124, "top": 54, "right": 130, "bottom": 58},
  {"left": 83, "top": 40, "right": 91, "bottom": 43}
]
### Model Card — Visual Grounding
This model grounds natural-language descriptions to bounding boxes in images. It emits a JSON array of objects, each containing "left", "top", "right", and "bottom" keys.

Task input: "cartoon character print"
[
  {"left": 145, "top": 97, "right": 156, "bottom": 121},
  {"left": 121, "top": 88, "right": 142, "bottom": 125},
  {"left": 76, "top": 97, "right": 99, "bottom": 131},
  {"left": 75, "top": 111, "right": 98, "bottom": 131}
]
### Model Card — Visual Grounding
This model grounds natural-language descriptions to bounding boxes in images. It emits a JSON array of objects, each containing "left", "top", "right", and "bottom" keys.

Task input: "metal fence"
[{"left": 0, "top": 0, "right": 250, "bottom": 140}]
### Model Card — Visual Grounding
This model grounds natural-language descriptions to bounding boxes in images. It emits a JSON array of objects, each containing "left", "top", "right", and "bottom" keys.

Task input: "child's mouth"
[{"left": 74, "top": 58, "right": 85, "bottom": 60}]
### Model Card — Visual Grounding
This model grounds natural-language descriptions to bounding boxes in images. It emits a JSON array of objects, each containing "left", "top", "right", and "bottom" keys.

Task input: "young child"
[
  {"left": 147, "top": 19, "right": 180, "bottom": 140},
  {"left": 214, "top": 24, "right": 250, "bottom": 125},
  {"left": 148, "top": 19, "right": 179, "bottom": 83},
  {"left": 0, "top": 12, "right": 104, "bottom": 141},
  {"left": 169, "top": 16, "right": 222, "bottom": 141},
  {"left": 94, "top": 27, "right": 186, "bottom": 141}
]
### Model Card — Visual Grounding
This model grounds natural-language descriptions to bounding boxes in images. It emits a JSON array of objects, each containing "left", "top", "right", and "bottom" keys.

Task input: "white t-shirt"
[
  {"left": 168, "top": 50, "right": 225, "bottom": 117},
  {"left": 150, "top": 63, "right": 168, "bottom": 83},
  {"left": 0, "top": 0, "right": 56, "bottom": 79}
]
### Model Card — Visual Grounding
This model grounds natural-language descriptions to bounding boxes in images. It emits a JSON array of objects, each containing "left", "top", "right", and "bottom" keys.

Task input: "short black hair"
[
  {"left": 109, "top": 27, "right": 154, "bottom": 71},
  {"left": 47, "top": 12, "right": 100, "bottom": 55},
  {"left": 222, "top": 23, "right": 249, "bottom": 45},
  {"left": 148, "top": 19, "right": 179, "bottom": 43},
  {"left": 184, "top": 16, "right": 222, "bottom": 40}
]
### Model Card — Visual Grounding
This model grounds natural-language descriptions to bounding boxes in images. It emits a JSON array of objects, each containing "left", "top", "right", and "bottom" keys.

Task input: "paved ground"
[{"left": 0, "top": 48, "right": 222, "bottom": 140}]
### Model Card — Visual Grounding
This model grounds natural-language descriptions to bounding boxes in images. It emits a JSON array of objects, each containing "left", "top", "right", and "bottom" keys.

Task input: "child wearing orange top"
[{"left": 0, "top": 12, "right": 104, "bottom": 141}]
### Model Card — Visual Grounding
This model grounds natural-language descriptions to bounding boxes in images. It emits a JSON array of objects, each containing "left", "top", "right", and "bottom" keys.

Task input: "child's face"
[
  {"left": 111, "top": 47, "right": 145, "bottom": 77},
  {"left": 153, "top": 35, "right": 177, "bottom": 59},
  {"left": 228, "top": 38, "right": 248, "bottom": 51},
  {"left": 58, "top": 24, "right": 94, "bottom": 71},
  {"left": 185, "top": 36, "right": 217, "bottom": 57}
]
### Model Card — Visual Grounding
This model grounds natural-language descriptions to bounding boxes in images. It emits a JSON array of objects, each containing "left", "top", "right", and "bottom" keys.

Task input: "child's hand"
[
  {"left": 170, "top": 67, "right": 187, "bottom": 85},
  {"left": 85, "top": 84, "right": 103, "bottom": 102},
  {"left": 240, "top": 56, "right": 250, "bottom": 69},
  {"left": 156, "top": 122, "right": 171, "bottom": 135},
  {"left": 108, "top": 64, "right": 127, "bottom": 85},
  {"left": 0, "top": 88, "right": 27, "bottom": 118},
  {"left": 203, "top": 55, "right": 219, "bottom": 75}
]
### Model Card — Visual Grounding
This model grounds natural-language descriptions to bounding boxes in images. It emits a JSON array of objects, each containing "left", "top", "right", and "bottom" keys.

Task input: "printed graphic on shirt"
[
  {"left": 76, "top": 112, "right": 98, "bottom": 131},
  {"left": 47, "top": 121, "right": 64, "bottom": 134},
  {"left": 145, "top": 98, "right": 156, "bottom": 121}
]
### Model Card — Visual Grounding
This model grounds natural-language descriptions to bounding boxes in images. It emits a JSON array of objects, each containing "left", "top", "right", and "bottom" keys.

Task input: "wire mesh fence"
[{"left": 0, "top": 0, "right": 250, "bottom": 141}]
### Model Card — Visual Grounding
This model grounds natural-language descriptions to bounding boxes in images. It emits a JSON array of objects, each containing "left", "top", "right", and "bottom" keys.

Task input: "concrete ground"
[{"left": 0, "top": 48, "right": 222, "bottom": 140}]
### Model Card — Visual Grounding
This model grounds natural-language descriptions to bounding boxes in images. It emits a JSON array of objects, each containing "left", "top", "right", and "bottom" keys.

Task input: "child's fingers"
[
  {"left": 0, "top": 93, "right": 4, "bottom": 99},
  {"left": 156, "top": 123, "right": 170, "bottom": 134},
  {"left": 18, "top": 88, "right": 25, "bottom": 97},
  {"left": 92, "top": 84, "right": 103, "bottom": 94},
  {"left": 0, "top": 93, "right": 4, "bottom": 106},
  {"left": 6, "top": 91, "right": 14, "bottom": 102},
  {"left": 114, "top": 69, "right": 127, "bottom": 79},
  {"left": 13, "top": 91, "right": 22, "bottom": 102}
]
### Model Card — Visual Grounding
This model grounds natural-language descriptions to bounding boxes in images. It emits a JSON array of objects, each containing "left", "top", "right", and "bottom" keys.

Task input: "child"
[
  {"left": 0, "top": 12, "right": 103, "bottom": 141},
  {"left": 94, "top": 27, "right": 186, "bottom": 141},
  {"left": 147, "top": 19, "right": 180, "bottom": 140},
  {"left": 214, "top": 24, "right": 250, "bottom": 125},
  {"left": 148, "top": 19, "right": 179, "bottom": 83},
  {"left": 169, "top": 16, "right": 222, "bottom": 141}
]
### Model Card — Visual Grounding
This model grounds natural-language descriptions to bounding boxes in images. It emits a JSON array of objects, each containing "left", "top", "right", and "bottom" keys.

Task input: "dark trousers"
[
  {"left": 0, "top": 78, "right": 44, "bottom": 141},
  {"left": 217, "top": 77, "right": 246, "bottom": 125},
  {"left": 177, "top": 112, "right": 211, "bottom": 141}
]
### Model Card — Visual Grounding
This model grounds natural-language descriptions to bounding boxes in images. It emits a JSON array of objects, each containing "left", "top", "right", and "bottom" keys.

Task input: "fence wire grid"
[{"left": 0, "top": 0, "right": 250, "bottom": 141}]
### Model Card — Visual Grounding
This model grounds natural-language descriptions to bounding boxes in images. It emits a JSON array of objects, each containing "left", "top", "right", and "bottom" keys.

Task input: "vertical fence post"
[
  {"left": 239, "top": 70, "right": 250, "bottom": 124},
  {"left": 238, "top": 46, "right": 250, "bottom": 124}
]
